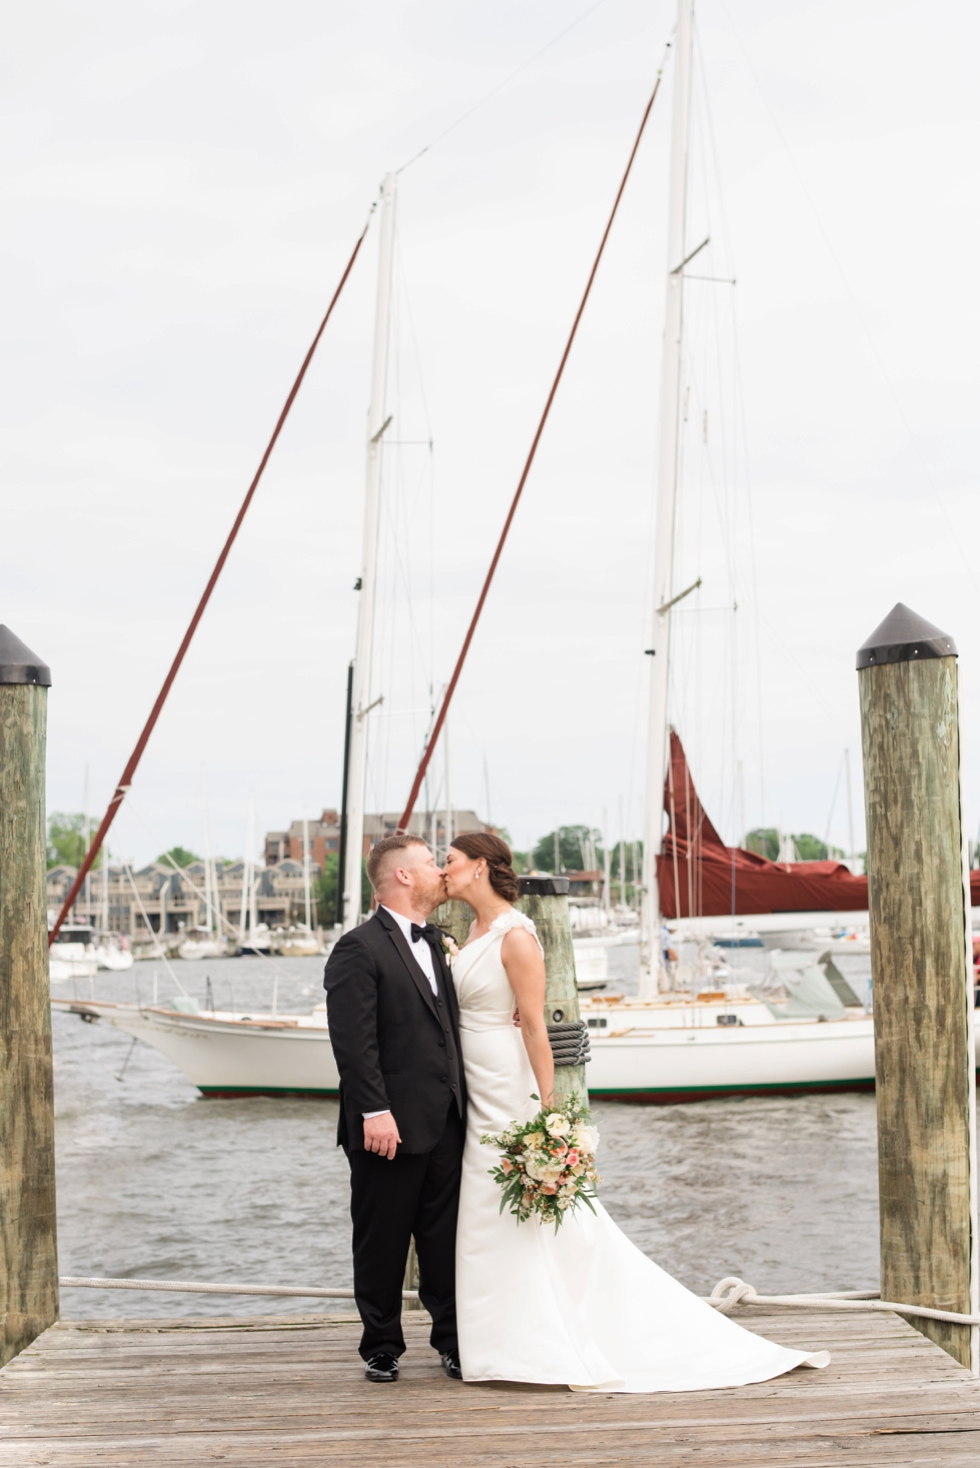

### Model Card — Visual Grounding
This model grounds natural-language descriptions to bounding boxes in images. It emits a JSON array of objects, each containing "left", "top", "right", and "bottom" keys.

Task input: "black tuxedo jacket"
[{"left": 323, "top": 908, "right": 465, "bottom": 1154}]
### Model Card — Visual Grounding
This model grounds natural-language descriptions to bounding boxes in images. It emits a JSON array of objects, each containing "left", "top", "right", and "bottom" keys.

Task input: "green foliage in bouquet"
[{"left": 481, "top": 1094, "right": 601, "bottom": 1230}]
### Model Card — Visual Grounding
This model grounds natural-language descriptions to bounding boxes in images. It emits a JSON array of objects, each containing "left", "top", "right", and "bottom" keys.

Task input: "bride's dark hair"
[{"left": 449, "top": 832, "right": 521, "bottom": 903}]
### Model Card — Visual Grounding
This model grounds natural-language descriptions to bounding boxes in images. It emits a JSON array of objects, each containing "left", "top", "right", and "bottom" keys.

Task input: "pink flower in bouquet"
[{"left": 566, "top": 1149, "right": 580, "bottom": 1167}]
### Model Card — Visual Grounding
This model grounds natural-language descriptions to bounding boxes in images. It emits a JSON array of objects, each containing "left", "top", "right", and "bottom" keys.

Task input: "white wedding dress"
[{"left": 452, "top": 907, "right": 830, "bottom": 1391}]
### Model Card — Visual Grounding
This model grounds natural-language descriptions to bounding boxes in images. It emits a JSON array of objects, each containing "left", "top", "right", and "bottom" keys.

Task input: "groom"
[{"left": 323, "top": 834, "right": 465, "bottom": 1383}]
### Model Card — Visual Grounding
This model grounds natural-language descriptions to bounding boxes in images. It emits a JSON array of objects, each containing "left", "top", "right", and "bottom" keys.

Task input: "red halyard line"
[
  {"left": 396, "top": 74, "right": 664, "bottom": 834},
  {"left": 50, "top": 221, "right": 371, "bottom": 943}
]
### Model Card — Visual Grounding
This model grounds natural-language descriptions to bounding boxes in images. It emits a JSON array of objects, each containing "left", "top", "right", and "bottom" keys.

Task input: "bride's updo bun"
[{"left": 450, "top": 832, "right": 521, "bottom": 903}]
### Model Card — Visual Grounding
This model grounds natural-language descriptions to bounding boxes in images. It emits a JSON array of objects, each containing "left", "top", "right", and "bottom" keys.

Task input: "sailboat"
[
  {"left": 178, "top": 769, "right": 226, "bottom": 958},
  {"left": 236, "top": 797, "right": 271, "bottom": 955}
]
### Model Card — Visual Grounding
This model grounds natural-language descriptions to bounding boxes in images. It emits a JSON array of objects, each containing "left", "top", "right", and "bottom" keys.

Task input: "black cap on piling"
[
  {"left": 0, "top": 626, "right": 52, "bottom": 686},
  {"left": 520, "top": 875, "right": 570, "bottom": 896},
  {"left": 856, "top": 603, "right": 956, "bottom": 671}
]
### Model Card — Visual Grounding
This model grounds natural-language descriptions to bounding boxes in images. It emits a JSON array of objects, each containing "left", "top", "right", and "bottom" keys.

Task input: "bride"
[{"left": 443, "top": 831, "right": 830, "bottom": 1392}]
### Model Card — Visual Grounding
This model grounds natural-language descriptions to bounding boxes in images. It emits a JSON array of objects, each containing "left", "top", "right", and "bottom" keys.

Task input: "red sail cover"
[
  {"left": 657, "top": 730, "right": 959, "bottom": 918},
  {"left": 657, "top": 730, "right": 980, "bottom": 916}
]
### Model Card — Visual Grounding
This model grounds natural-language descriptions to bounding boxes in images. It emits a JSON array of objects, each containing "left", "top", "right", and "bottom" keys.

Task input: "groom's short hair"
[{"left": 366, "top": 833, "right": 429, "bottom": 892}]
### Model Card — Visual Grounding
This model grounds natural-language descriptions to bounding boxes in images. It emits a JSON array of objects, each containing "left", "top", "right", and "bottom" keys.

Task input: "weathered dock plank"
[{"left": 2, "top": 1307, "right": 978, "bottom": 1466}]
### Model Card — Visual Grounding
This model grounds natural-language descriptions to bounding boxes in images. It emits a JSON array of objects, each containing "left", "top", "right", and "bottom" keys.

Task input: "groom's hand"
[{"left": 363, "top": 1112, "right": 402, "bottom": 1160}]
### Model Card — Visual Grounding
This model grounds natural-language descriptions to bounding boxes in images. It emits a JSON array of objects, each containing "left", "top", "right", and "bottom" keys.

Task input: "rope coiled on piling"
[{"left": 547, "top": 1020, "right": 591, "bottom": 1067}]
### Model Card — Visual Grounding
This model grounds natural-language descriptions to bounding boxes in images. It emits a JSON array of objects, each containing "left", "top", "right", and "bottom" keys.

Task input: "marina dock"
[{"left": 2, "top": 1305, "right": 979, "bottom": 1465}]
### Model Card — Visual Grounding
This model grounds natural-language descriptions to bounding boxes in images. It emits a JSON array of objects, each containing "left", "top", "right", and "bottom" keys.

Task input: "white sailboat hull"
[
  {"left": 177, "top": 938, "right": 225, "bottom": 960},
  {"left": 49, "top": 956, "right": 99, "bottom": 981},
  {"left": 584, "top": 1017, "right": 878, "bottom": 1102},
  {"left": 55, "top": 998, "right": 977, "bottom": 1104},
  {"left": 95, "top": 944, "right": 134, "bottom": 972},
  {"left": 70, "top": 1004, "right": 341, "bottom": 1097}
]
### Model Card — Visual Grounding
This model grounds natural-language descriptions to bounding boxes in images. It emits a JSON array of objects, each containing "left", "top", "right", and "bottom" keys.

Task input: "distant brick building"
[
  {"left": 265, "top": 809, "right": 492, "bottom": 866},
  {"left": 265, "top": 811, "right": 340, "bottom": 869}
]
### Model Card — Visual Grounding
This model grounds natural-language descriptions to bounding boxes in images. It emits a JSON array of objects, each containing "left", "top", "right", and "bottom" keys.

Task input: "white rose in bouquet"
[{"left": 571, "top": 1124, "right": 600, "bottom": 1154}]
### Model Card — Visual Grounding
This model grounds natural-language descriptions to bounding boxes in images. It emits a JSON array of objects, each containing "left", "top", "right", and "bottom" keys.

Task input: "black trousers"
[{"left": 346, "top": 1103, "right": 464, "bottom": 1360}]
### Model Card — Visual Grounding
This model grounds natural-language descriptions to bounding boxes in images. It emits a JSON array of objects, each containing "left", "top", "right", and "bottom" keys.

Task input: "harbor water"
[{"left": 52, "top": 948, "right": 879, "bottom": 1319}]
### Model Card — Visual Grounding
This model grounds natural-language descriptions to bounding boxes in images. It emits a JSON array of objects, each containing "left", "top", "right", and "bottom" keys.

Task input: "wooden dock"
[{"left": 2, "top": 1305, "right": 979, "bottom": 1465}]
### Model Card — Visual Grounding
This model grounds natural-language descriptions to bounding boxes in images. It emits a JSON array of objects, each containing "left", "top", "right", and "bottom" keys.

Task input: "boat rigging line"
[
  {"left": 49, "top": 216, "right": 373, "bottom": 944},
  {"left": 396, "top": 0, "right": 612, "bottom": 175},
  {"left": 395, "top": 59, "right": 669, "bottom": 834}
]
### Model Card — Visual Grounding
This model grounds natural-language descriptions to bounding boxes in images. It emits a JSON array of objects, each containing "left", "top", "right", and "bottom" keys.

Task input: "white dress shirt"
[
  {"left": 363, "top": 906, "right": 440, "bottom": 1120},
  {"left": 381, "top": 906, "right": 439, "bottom": 995}
]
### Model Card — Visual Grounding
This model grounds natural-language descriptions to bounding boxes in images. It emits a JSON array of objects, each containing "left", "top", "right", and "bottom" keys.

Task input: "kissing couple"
[{"left": 323, "top": 831, "right": 829, "bottom": 1390}]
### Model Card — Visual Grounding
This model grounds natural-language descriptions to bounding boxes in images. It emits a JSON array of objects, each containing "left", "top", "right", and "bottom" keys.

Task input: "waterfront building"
[
  {"left": 46, "top": 858, "right": 323, "bottom": 937},
  {"left": 46, "top": 807, "right": 497, "bottom": 939}
]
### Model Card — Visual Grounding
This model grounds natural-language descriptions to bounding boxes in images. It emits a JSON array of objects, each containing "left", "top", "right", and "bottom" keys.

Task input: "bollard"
[
  {"left": 517, "top": 876, "right": 588, "bottom": 1111},
  {"left": 0, "top": 626, "right": 58, "bottom": 1367},
  {"left": 857, "top": 603, "right": 978, "bottom": 1372}
]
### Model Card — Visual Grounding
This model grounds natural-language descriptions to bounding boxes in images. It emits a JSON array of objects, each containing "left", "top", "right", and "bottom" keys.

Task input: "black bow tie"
[{"left": 410, "top": 922, "right": 437, "bottom": 945}]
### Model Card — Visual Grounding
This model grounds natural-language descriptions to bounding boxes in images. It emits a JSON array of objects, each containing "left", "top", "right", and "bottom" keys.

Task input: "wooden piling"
[
  {"left": 0, "top": 627, "right": 57, "bottom": 1367},
  {"left": 402, "top": 1238, "right": 422, "bottom": 1311},
  {"left": 857, "top": 603, "right": 978, "bottom": 1372},
  {"left": 430, "top": 897, "right": 473, "bottom": 948},
  {"left": 517, "top": 876, "right": 585, "bottom": 1110}
]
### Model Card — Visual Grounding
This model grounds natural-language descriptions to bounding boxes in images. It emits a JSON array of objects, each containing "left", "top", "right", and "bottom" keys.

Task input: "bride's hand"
[{"left": 512, "top": 1006, "right": 521, "bottom": 1028}]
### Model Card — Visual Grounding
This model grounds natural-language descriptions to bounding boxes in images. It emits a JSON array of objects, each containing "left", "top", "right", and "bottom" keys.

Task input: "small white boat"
[
  {"left": 178, "top": 929, "right": 226, "bottom": 960},
  {"left": 278, "top": 927, "right": 322, "bottom": 958},
  {"left": 94, "top": 931, "right": 134, "bottom": 971},
  {"left": 237, "top": 922, "right": 271, "bottom": 956},
  {"left": 49, "top": 925, "right": 99, "bottom": 982}
]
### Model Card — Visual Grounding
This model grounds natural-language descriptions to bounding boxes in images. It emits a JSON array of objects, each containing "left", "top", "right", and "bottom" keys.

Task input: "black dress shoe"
[
  {"left": 441, "top": 1348, "right": 463, "bottom": 1380},
  {"left": 365, "top": 1352, "right": 399, "bottom": 1382}
]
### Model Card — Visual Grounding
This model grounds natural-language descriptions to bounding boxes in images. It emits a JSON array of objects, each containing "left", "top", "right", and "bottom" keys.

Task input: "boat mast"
[
  {"left": 83, "top": 763, "right": 91, "bottom": 926},
  {"left": 249, "top": 818, "right": 259, "bottom": 938},
  {"left": 240, "top": 797, "right": 254, "bottom": 950},
  {"left": 343, "top": 172, "right": 397, "bottom": 931},
  {"left": 639, "top": 0, "right": 694, "bottom": 997},
  {"left": 302, "top": 816, "right": 312, "bottom": 931},
  {"left": 202, "top": 763, "right": 214, "bottom": 934}
]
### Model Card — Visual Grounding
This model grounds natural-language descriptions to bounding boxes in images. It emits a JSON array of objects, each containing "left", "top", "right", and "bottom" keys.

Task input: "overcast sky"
[{"left": 4, "top": 0, "right": 979, "bottom": 868}]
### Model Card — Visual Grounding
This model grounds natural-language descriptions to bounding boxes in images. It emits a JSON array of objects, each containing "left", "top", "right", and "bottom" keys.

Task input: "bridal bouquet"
[{"left": 481, "top": 1095, "right": 600, "bottom": 1229}]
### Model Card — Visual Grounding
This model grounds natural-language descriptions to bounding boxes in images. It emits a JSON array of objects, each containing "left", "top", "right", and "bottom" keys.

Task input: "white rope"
[
  {"left": 707, "top": 1276, "right": 980, "bottom": 1327},
  {"left": 60, "top": 1277, "right": 418, "bottom": 1301},
  {"left": 57, "top": 1274, "right": 980, "bottom": 1326}
]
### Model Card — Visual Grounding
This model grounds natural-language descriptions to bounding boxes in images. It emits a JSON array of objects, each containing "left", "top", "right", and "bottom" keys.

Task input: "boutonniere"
[{"left": 440, "top": 932, "right": 459, "bottom": 958}]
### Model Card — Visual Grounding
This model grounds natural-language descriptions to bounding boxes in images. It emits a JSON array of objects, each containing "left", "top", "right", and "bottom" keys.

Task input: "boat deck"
[{"left": 2, "top": 1305, "right": 979, "bottom": 1465}]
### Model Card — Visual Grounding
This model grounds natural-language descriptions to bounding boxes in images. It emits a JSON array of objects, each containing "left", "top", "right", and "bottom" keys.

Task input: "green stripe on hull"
[
  {"left": 586, "top": 1077, "right": 876, "bottom": 1104},
  {"left": 198, "top": 1070, "right": 977, "bottom": 1104}
]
